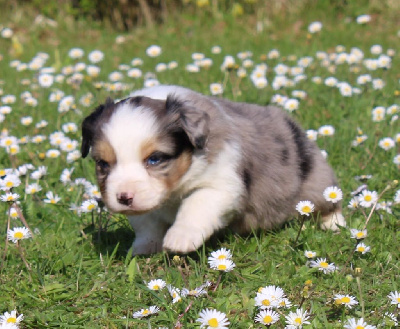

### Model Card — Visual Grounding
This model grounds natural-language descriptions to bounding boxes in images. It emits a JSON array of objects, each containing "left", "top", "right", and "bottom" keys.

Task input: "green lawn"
[{"left": 0, "top": 1, "right": 399, "bottom": 328}]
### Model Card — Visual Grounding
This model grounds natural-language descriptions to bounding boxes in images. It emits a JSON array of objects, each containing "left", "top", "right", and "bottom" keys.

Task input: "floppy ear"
[
  {"left": 165, "top": 95, "right": 210, "bottom": 149},
  {"left": 81, "top": 98, "right": 114, "bottom": 158}
]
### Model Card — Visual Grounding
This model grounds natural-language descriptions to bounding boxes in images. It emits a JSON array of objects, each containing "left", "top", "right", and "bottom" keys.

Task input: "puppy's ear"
[
  {"left": 166, "top": 95, "right": 210, "bottom": 149},
  {"left": 81, "top": 98, "right": 114, "bottom": 158}
]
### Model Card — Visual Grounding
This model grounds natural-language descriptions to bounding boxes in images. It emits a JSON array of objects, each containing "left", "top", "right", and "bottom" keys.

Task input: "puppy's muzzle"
[{"left": 117, "top": 192, "right": 134, "bottom": 206}]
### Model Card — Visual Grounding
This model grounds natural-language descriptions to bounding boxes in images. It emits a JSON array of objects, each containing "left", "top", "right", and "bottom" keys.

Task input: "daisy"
[
  {"left": 43, "top": 191, "right": 61, "bottom": 204},
  {"left": 388, "top": 291, "right": 400, "bottom": 308},
  {"left": 88, "top": 50, "right": 104, "bottom": 63},
  {"left": 20, "top": 116, "right": 33, "bottom": 126},
  {"left": 1, "top": 193, "right": 20, "bottom": 202},
  {"left": 355, "top": 242, "right": 370, "bottom": 254},
  {"left": 306, "top": 130, "right": 318, "bottom": 141},
  {"left": 1, "top": 27, "right": 13, "bottom": 38},
  {"left": 308, "top": 21, "right": 322, "bottom": 33},
  {"left": 358, "top": 190, "right": 378, "bottom": 208},
  {"left": 0, "top": 174, "right": 21, "bottom": 191},
  {"left": 295, "top": 200, "right": 315, "bottom": 216},
  {"left": 147, "top": 279, "right": 166, "bottom": 291},
  {"left": 208, "top": 258, "right": 235, "bottom": 272},
  {"left": 211, "top": 46, "right": 222, "bottom": 54},
  {"left": 25, "top": 183, "right": 42, "bottom": 194},
  {"left": 127, "top": 68, "right": 143, "bottom": 79},
  {"left": 334, "top": 294, "right": 358, "bottom": 308},
  {"left": 343, "top": 318, "right": 376, "bottom": 329},
  {"left": 197, "top": 309, "right": 230, "bottom": 329},
  {"left": 284, "top": 98, "right": 299, "bottom": 112},
  {"left": 255, "top": 309, "right": 280, "bottom": 326},
  {"left": 384, "top": 312, "right": 398, "bottom": 327},
  {"left": 210, "top": 83, "right": 223, "bottom": 95},
  {"left": 146, "top": 45, "right": 162, "bottom": 57},
  {"left": 208, "top": 248, "right": 232, "bottom": 263},
  {"left": 378, "top": 137, "right": 395, "bottom": 151},
  {"left": 81, "top": 199, "right": 98, "bottom": 213},
  {"left": 318, "top": 125, "right": 335, "bottom": 136},
  {"left": 356, "top": 14, "right": 371, "bottom": 24},
  {"left": 304, "top": 250, "right": 316, "bottom": 259},
  {"left": 167, "top": 285, "right": 182, "bottom": 303},
  {"left": 68, "top": 48, "right": 84, "bottom": 59},
  {"left": 0, "top": 310, "right": 23, "bottom": 326},
  {"left": 46, "top": 149, "right": 61, "bottom": 158},
  {"left": 7, "top": 227, "right": 31, "bottom": 243},
  {"left": 309, "top": 258, "right": 337, "bottom": 274},
  {"left": 350, "top": 228, "right": 368, "bottom": 240},
  {"left": 323, "top": 186, "right": 343, "bottom": 203},
  {"left": 38, "top": 73, "right": 54, "bottom": 88},
  {"left": 181, "top": 281, "right": 211, "bottom": 298},
  {"left": 255, "top": 285, "right": 285, "bottom": 309},
  {"left": 132, "top": 306, "right": 159, "bottom": 319},
  {"left": 284, "top": 308, "right": 310, "bottom": 328}
]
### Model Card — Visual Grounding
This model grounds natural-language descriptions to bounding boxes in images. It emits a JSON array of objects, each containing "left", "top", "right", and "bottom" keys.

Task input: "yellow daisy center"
[
  {"left": 31, "top": 188, "right": 36, "bottom": 193},
  {"left": 87, "top": 204, "right": 95, "bottom": 210},
  {"left": 14, "top": 232, "right": 24, "bottom": 239},
  {"left": 262, "top": 299, "right": 271, "bottom": 306},
  {"left": 302, "top": 206, "right": 311, "bottom": 213},
  {"left": 356, "top": 326, "right": 364, "bottom": 329},
  {"left": 7, "top": 196, "right": 14, "bottom": 201},
  {"left": 356, "top": 232, "right": 364, "bottom": 238},
  {"left": 364, "top": 195, "right": 372, "bottom": 202},
  {"left": 7, "top": 318, "right": 17, "bottom": 323},
  {"left": 294, "top": 317, "right": 302, "bottom": 325},
  {"left": 208, "top": 318, "right": 219, "bottom": 327},
  {"left": 142, "top": 309, "right": 149, "bottom": 315},
  {"left": 342, "top": 296, "right": 351, "bottom": 303},
  {"left": 329, "top": 192, "right": 337, "bottom": 199},
  {"left": 320, "top": 262, "right": 328, "bottom": 268},
  {"left": 263, "top": 315, "right": 273, "bottom": 324},
  {"left": 357, "top": 247, "right": 365, "bottom": 252},
  {"left": 153, "top": 285, "right": 159, "bottom": 290},
  {"left": 5, "top": 140, "right": 12, "bottom": 146},
  {"left": 334, "top": 298, "right": 342, "bottom": 305},
  {"left": 0, "top": 170, "right": 5, "bottom": 175},
  {"left": 396, "top": 297, "right": 400, "bottom": 303},
  {"left": 218, "top": 255, "right": 226, "bottom": 260},
  {"left": 6, "top": 181, "right": 14, "bottom": 187},
  {"left": 217, "top": 264, "right": 227, "bottom": 271},
  {"left": 50, "top": 199, "right": 56, "bottom": 204}
]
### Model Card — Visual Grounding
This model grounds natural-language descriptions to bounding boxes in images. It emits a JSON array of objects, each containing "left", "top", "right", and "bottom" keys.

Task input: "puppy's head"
[{"left": 81, "top": 95, "right": 209, "bottom": 214}]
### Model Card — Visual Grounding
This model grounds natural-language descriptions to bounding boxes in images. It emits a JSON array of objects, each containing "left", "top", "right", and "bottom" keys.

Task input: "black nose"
[{"left": 117, "top": 192, "right": 133, "bottom": 206}]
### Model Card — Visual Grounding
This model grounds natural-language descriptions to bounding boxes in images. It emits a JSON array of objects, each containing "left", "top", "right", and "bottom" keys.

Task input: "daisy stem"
[
  {"left": 0, "top": 206, "right": 11, "bottom": 273},
  {"left": 293, "top": 215, "right": 306, "bottom": 246},
  {"left": 213, "top": 273, "right": 223, "bottom": 292},
  {"left": 356, "top": 276, "right": 365, "bottom": 318},
  {"left": 17, "top": 241, "right": 32, "bottom": 282},
  {"left": 14, "top": 202, "right": 34, "bottom": 237},
  {"left": 175, "top": 300, "right": 194, "bottom": 326},
  {"left": 362, "top": 183, "right": 392, "bottom": 231}
]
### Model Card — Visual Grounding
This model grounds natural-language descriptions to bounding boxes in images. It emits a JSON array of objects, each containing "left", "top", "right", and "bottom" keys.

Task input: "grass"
[{"left": 0, "top": 1, "right": 400, "bottom": 328}]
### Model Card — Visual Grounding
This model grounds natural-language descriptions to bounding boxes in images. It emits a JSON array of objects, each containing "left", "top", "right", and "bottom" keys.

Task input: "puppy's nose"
[{"left": 117, "top": 192, "right": 134, "bottom": 206}]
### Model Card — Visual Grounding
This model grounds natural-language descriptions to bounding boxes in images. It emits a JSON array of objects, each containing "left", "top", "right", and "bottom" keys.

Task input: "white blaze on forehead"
[
  {"left": 130, "top": 85, "right": 190, "bottom": 100},
  {"left": 102, "top": 103, "right": 159, "bottom": 163}
]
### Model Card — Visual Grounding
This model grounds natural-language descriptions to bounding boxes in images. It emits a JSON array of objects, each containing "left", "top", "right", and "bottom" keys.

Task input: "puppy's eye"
[
  {"left": 96, "top": 159, "right": 110, "bottom": 171},
  {"left": 146, "top": 152, "right": 170, "bottom": 167}
]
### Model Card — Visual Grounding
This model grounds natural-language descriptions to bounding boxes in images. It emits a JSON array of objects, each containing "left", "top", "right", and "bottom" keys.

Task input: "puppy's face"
[{"left": 81, "top": 96, "right": 209, "bottom": 215}]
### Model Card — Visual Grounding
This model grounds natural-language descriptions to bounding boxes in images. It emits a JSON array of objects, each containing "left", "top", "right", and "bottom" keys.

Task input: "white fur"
[
  {"left": 130, "top": 85, "right": 190, "bottom": 101},
  {"left": 102, "top": 104, "right": 167, "bottom": 213},
  {"left": 320, "top": 210, "right": 346, "bottom": 231},
  {"left": 128, "top": 142, "right": 244, "bottom": 254}
]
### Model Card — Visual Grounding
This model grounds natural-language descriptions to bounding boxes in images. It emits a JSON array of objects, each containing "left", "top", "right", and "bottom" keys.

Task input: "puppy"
[{"left": 81, "top": 85, "right": 345, "bottom": 255}]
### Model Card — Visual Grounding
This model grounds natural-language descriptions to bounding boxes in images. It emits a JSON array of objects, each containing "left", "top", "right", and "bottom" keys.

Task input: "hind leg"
[{"left": 320, "top": 210, "right": 346, "bottom": 231}]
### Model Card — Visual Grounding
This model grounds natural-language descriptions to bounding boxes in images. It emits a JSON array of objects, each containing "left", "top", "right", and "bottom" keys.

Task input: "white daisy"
[
  {"left": 196, "top": 309, "right": 230, "bottom": 329},
  {"left": 334, "top": 294, "right": 359, "bottom": 309},
  {"left": 388, "top": 291, "right": 400, "bottom": 308},
  {"left": 343, "top": 317, "right": 376, "bottom": 329},
  {"left": 208, "top": 258, "right": 235, "bottom": 272},
  {"left": 350, "top": 228, "right": 368, "bottom": 240},
  {"left": 309, "top": 258, "right": 337, "bottom": 274},
  {"left": 146, "top": 45, "right": 162, "bottom": 57},
  {"left": 147, "top": 279, "right": 166, "bottom": 291},
  {"left": 304, "top": 250, "right": 316, "bottom": 259},
  {"left": 284, "top": 308, "right": 310, "bottom": 328},
  {"left": 0, "top": 310, "right": 23, "bottom": 326},
  {"left": 323, "top": 186, "right": 343, "bottom": 203},
  {"left": 210, "top": 83, "right": 223, "bottom": 95},
  {"left": 132, "top": 305, "right": 159, "bottom": 318},
  {"left": 255, "top": 309, "right": 280, "bottom": 326},
  {"left": 355, "top": 242, "right": 370, "bottom": 254},
  {"left": 358, "top": 190, "right": 378, "bottom": 208},
  {"left": 295, "top": 200, "right": 315, "bottom": 216},
  {"left": 7, "top": 227, "right": 31, "bottom": 243},
  {"left": 308, "top": 21, "right": 322, "bottom": 33}
]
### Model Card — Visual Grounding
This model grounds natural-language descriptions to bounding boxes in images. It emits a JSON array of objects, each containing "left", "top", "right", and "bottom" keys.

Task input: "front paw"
[
  {"left": 132, "top": 238, "right": 163, "bottom": 255},
  {"left": 162, "top": 224, "right": 206, "bottom": 253}
]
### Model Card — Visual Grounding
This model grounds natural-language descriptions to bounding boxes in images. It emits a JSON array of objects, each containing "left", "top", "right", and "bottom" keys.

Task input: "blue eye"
[{"left": 147, "top": 155, "right": 161, "bottom": 166}]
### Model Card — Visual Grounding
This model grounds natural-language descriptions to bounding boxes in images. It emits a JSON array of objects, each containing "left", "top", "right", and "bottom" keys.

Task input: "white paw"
[
  {"left": 162, "top": 224, "right": 206, "bottom": 253},
  {"left": 320, "top": 211, "right": 346, "bottom": 231}
]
